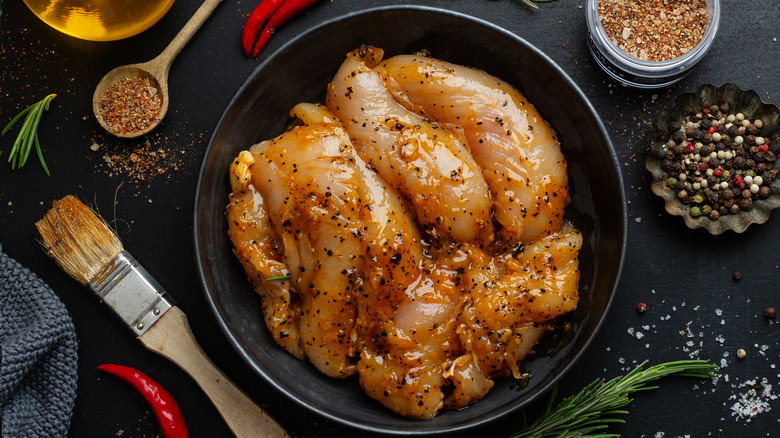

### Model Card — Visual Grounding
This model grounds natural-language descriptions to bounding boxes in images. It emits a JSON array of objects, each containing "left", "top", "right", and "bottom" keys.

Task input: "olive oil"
[{"left": 23, "top": 0, "right": 176, "bottom": 41}]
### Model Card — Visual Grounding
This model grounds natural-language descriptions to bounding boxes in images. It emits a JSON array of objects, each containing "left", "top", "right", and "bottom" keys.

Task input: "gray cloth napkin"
[{"left": 0, "top": 245, "right": 78, "bottom": 437}]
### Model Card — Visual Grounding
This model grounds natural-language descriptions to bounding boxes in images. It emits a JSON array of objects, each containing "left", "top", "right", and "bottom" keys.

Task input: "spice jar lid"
[
  {"left": 586, "top": 0, "right": 721, "bottom": 88},
  {"left": 645, "top": 83, "right": 780, "bottom": 234}
]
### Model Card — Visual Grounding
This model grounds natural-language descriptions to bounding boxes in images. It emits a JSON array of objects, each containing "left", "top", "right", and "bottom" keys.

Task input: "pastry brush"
[{"left": 36, "top": 195, "right": 288, "bottom": 438}]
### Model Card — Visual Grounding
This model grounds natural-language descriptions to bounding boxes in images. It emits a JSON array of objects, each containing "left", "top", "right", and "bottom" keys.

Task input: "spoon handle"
[{"left": 150, "top": 0, "right": 224, "bottom": 78}]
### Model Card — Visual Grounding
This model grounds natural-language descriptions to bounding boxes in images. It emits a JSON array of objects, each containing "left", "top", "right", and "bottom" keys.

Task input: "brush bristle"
[{"left": 36, "top": 195, "right": 124, "bottom": 285}]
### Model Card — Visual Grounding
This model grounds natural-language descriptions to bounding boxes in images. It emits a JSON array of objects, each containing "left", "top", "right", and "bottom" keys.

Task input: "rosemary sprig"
[
  {"left": 2, "top": 94, "right": 57, "bottom": 175},
  {"left": 512, "top": 360, "right": 718, "bottom": 438},
  {"left": 520, "top": 0, "right": 556, "bottom": 10}
]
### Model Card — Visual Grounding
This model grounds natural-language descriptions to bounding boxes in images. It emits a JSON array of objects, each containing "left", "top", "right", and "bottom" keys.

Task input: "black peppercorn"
[
  {"left": 730, "top": 203, "right": 741, "bottom": 214},
  {"left": 728, "top": 125, "right": 740, "bottom": 137},
  {"left": 700, "top": 118, "right": 711, "bottom": 129},
  {"left": 740, "top": 198, "right": 753, "bottom": 210},
  {"left": 670, "top": 120, "right": 682, "bottom": 131},
  {"left": 665, "top": 150, "right": 675, "bottom": 159},
  {"left": 746, "top": 124, "right": 758, "bottom": 135},
  {"left": 721, "top": 102, "right": 730, "bottom": 112},
  {"left": 759, "top": 186, "right": 771, "bottom": 199},
  {"left": 722, "top": 189, "right": 734, "bottom": 200},
  {"left": 710, "top": 105, "right": 720, "bottom": 114},
  {"left": 765, "top": 307, "right": 776, "bottom": 320},
  {"left": 672, "top": 130, "right": 686, "bottom": 143},
  {"left": 710, "top": 210, "right": 720, "bottom": 220},
  {"left": 661, "top": 159, "right": 673, "bottom": 171},
  {"left": 733, "top": 272, "right": 742, "bottom": 281},
  {"left": 709, "top": 157, "right": 720, "bottom": 168},
  {"left": 674, "top": 144, "right": 687, "bottom": 155}
]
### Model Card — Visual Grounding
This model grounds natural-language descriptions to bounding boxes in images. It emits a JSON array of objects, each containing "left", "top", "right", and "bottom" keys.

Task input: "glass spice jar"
[{"left": 585, "top": 0, "right": 720, "bottom": 88}]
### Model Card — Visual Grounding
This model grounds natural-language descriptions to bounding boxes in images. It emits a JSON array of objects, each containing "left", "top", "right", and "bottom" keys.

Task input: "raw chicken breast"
[
  {"left": 243, "top": 104, "right": 364, "bottom": 378},
  {"left": 226, "top": 152, "right": 305, "bottom": 360},
  {"left": 326, "top": 46, "right": 494, "bottom": 244},
  {"left": 378, "top": 54, "right": 569, "bottom": 243}
]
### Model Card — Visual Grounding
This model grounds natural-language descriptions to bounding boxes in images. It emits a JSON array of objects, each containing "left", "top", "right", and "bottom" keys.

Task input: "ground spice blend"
[
  {"left": 598, "top": 0, "right": 708, "bottom": 61},
  {"left": 98, "top": 76, "right": 162, "bottom": 135}
]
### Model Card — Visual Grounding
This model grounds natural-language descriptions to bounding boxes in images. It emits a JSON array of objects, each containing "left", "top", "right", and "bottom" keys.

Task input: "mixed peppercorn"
[{"left": 660, "top": 103, "right": 776, "bottom": 220}]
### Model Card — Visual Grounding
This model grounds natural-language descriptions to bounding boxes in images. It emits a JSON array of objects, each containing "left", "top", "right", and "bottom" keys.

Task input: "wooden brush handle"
[{"left": 139, "top": 306, "right": 288, "bottom": 437}]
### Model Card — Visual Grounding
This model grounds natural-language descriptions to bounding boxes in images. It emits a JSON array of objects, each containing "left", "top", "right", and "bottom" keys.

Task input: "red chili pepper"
[
  {"left": 98, "top": 364, "right": 187, "bottom": 438},
  {"left": 244, "top": 0, "right": 320, "bottom": 58},
  {"left": 241, "top": 0, "right": 287, "bottom": 57}
]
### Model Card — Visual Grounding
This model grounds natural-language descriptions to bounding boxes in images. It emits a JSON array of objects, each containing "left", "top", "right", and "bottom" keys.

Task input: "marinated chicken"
[
  {"left": 377, "top": 54, "right": 569, "bottom": 243},
  {"left": 226, "top": 47, "right": 581, "bottom": 419},
  {"left": 326, "top": 46, "right": 494, "bottom": 244}
]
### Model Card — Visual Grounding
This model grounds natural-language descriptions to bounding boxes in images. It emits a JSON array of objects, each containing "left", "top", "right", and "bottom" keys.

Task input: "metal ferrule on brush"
[{"left": 88, "top": 250, "right": 174, "bottom": 336}]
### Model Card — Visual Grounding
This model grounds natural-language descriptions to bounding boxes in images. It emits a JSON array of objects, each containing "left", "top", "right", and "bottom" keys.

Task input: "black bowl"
[{"left": 194, "top": 5, "right": 626, "bottom": 434}]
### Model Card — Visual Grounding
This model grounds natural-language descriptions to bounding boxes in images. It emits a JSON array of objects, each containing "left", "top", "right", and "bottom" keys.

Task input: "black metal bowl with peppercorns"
[
  {"left": 646, "top": 83, "right": 780, "bottom": 234},
  {"left": 195, "top": 5, "right": 626, "bottom": 435}
]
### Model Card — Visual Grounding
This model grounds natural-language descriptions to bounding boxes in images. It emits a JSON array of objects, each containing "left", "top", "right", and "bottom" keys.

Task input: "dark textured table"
[{"left": 2, "top": 1, "right": 779, "bottom": 436}]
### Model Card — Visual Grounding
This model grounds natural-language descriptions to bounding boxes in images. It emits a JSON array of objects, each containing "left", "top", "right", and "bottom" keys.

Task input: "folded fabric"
[{"left": 0, "top": 244, "right": 78, "bottom": 437}]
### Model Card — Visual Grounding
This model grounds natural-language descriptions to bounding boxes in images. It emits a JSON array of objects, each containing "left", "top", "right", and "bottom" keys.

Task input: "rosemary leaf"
[
  {"left": 2, "top": 94, "right": 57, "bottom": 175},
  {"left": 266, "top": 275, "right": 291, "bottom": 281},
  {"left": 512, "top": 360, "right": 718, "bottom": 438},
  {"left": 520, "top": 0, "right": 556, "bottom": 9}
]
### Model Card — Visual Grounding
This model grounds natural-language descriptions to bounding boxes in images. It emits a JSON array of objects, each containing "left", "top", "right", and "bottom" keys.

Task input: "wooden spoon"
[{"left": 93, "top": 0, "right": 223, "bottom": 138}]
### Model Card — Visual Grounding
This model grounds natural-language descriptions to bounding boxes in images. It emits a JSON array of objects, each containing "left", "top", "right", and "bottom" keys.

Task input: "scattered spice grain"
[
  {"left": 98, "top": 76, "right": 161, "bottom": 135},
  {"left": 597, "top": 0, "right": 708, "bottom": 61}
]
